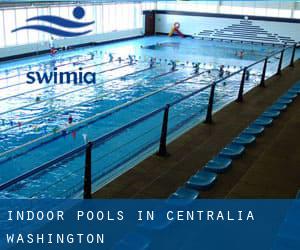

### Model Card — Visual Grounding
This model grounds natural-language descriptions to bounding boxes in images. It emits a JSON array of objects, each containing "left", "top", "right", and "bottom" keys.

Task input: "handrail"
[
  {"left": 0, "top": 82, "right": 211, "bottom": 191},
  {"left": 0, "top": 69, "right": 175, "bottom": 134},
  {"left": 0, "top": 70, "right": 206, "bottom": 160},
  {"left": 0, "top": 43, "right": 297, "bottom": 194},
  {"left": 214, "top": 45, "right": 295, "bottom": 86}
]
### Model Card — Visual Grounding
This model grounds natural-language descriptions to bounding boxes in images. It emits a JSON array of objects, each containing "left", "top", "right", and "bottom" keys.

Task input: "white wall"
[
  {"left": 0, "top": 28, "right": 143, "bottom": 59},
  {"left": 155, "top": 13, "right": 300, "bottom": 44}
]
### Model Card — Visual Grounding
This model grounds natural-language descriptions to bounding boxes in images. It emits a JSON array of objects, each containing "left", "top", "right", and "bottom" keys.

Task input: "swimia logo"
[{"left": 12, "top": 6, "right": 94, "bottom": 37}]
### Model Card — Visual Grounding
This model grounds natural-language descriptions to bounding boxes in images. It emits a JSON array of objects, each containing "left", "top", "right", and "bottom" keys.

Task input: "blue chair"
[
  {"left": 233, "top": 133, "right": 256, "bottom": 145},
  {"left": 268, "top": 103, "right": 287, "bottom": 112},
  {"left": 185, "top": 170, "right": 217, "bottom": 190},
  {"left": 281, "top": 92, "right": 297, "bottom": 100},
  {"left": 276, "top": 98, "right": 293, "bottom": 105},
  {"left": 219, "top": 143, "right": 245, "bottom": 159},
  {"left": 291, "top": 84, "right": 300, "bottom": 90},
  {"left": 252, "top": 117, "right": 273, "bottom": 126},
  {"left": 204, "top": 156, "right": 232, "bottom": 173},
  {"left": 288, "top": 88, "right": 300, "bottom": 95},
  {"left": 113, "top": 232, "right": 151, "bottom": 250},
  {"left": 169, "top": 186, "right": 199, "bottom": 200},
  {"left": 243, "top": 124, "right": 264, "bottom": 136},
  {"left": 262, "top": 110, "right": 281, "bottom": 119}
]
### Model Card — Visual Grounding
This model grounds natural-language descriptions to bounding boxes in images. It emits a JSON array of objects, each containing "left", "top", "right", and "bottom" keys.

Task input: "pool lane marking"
[
  {"left": 0, "top": 58, "right": 121, "bottom": 91},
  {"left": 0, "top": 70, "right": 207, "bottom": 164},
  {"left": 0, "top": 63, "right": 141, "bottom": 116},
  {"left": 0, "top": 68, "right": 174, "bottom": 134},
  {"left": 0, "top": 61, "right": 134, "bottom": 102},
  {"left": 0, "top": 52, "right": 99, "bottom": 81},
  {"left": 0, "top": 74, "right": 211, "bottom": 191},
  {"left": 0, "top": 55, "right": 91, "bottom": 81}
]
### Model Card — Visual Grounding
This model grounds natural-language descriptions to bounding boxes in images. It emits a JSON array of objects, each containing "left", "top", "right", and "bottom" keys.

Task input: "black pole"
[
  {"left": 236, "top": 67, "right": 247, "bottom": 103},
  {"left": 84, "top": 141, "right": 92, "bottom": 199},
  {"left": 276, "top": 50, "right": 284, "bottom": 76},
  {"left": 289, "top": 43, "right": 296, "bottom": 67},
  {"left": 204, "top": 82, "right": 216, "bottom": 124},
  {"left": 157, "top": 104, "right": 170, "bottom": 157},
  {"left": 260, "top": 57, "right": 268, "bottom": 88}
]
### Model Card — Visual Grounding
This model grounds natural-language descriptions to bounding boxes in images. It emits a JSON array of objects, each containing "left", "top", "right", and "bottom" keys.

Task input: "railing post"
[
  {"left": 276, "top": 50, "right": 284, "bottom": 76},
  {"left": 236, "top": 67, "right": 247, "bottom": 103},
  {"left": 204, "top": 82, "right": 216, "bottom": 124},
  {"left": 84, "top": 141, "right": 92, "bottom": 199},
  {"left": 289, "top": 43, "right": 296, "bottom": 67},
  {"left": 157, "top": 104, "right": 170, "bottom": 157},
  {"left": 260, "top": 57, "right": 268, "bottom": 88}
]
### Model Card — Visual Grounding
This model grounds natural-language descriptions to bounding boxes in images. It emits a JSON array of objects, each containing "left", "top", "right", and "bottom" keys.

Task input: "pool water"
[{"left": 0, "top": 36, "right": 297, "bottom": 198}]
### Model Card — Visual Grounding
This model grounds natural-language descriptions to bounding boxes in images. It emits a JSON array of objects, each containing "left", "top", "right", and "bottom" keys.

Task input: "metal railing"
[
  {"left": 0, "top": 43, "right": 298, "bottom": 198},
  {"left": 82, "top": 43, "right": 298, "bottom": 199}
]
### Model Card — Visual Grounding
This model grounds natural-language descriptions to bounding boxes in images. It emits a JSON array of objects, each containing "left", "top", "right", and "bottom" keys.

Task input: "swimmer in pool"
[
  {"left": 149, "top": 57, "right": 155, "bottom": 68},
  {"left": 245, "top": 69, "right": 250, "bottom": 81},
  {"left": 109, "top": 53, "right": 113, "bottom": 62},
  {"left": 239, "top": 50, "right": 245, "bottom": 59},
  {"left": 128, "top": 55, "right": 134, "bottom": 65},
  {"left": 194, "top": 63, "right": 200, "bottom": 74},
  {"left": 219, "top": 65, "right": 225, "bottom": 78},
  {"left": 171, "top": 61, "right": 176, "bottom": 71},
  {"left": 68, "top": 114, "right": 73, "bottom": 124}
]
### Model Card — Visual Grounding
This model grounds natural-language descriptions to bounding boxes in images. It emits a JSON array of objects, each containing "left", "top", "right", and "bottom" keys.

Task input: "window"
[
  {"left": 3, "top": 9, "right": 17, "bottom": 46},
  {"left": 0, "top": 10, "right": 4, "bottom": 48},
  {"left": 294, "top": 10, "right": 300, "bottom": 19},
  {"left": 26, "top": 8, "right": 39, "bottom": 43},
  {"left": 15, "top": 8, "right": 28, "bottom": 45}
]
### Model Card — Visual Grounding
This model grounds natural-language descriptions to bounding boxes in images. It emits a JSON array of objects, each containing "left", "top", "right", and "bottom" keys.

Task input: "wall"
[
  {"left": 155, "top": 11, "right": 300, "bottom": 44},
  {"left": 0, "top": 29, "right": 143, "bottom": 59},
  {"left": 0, "top": 1, "right": 156, "bottom": 59}
]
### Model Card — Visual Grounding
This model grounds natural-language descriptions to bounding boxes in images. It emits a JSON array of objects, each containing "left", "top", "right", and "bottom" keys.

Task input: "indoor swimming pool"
[{"left": 0, "top": 36, "right": 297, "bottom": 198}]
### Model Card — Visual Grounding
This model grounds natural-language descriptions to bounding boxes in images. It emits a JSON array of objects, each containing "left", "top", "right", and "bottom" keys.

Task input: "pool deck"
[{"left": 93, "top": 60, "right": 300, "bottom": 199}]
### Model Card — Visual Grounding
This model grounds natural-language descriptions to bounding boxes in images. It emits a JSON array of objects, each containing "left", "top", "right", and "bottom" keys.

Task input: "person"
[
  {"left": 89, "top": 52, "right": 95, "bottom": 60},
  {"left": 118, "top": 57, "right": 122, "bottom": 63},
  {"left": 194, "top": 63, "right": 200, "bottom": 74},
  {"left": 245, "top": 69, "right": 250, "bottom": 81},
  {"left": 239, "top": 50, "right": 244, "bottom": 59},
  {"left": 109, "top": 53, "right": 113, "bottom": 62},
  {"left": 49, "top": 36, "right": 57, "bottom": 56},
  {"left": 149, "top": 57, "right": 155, "bottom": 68},
  {"left": 171, "top": 60, "right": 176, "bottom": 71},
  {"left": 128, "top": 55, "right": 134, "bottom": 65},
  {"left": 68, "top": 114, "right": 73, "bottom": 124},
  {"left": 219, "top": 65, "right": 225, "bottom": 78}
]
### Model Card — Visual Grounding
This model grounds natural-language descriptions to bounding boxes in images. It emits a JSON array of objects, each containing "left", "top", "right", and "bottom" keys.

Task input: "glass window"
[
  {"left": 116, "top": 4, "right": 124, "bottom": 31},
  {"left": 96, "top": 5, "right": 103, "bottom": 33},
  {"left": 15, "top": 8, "right": 28, "bottom": 45},
  {"left": 294, "top": 10, "right": 300, "bottom": 19},
  {"left": 255, "top": 8, "right": 267, "bottom": 16},
  {"left": 266, "top": 8, "right": 279, "bottom": 17},
  {"left": 26, "top": 8, "right": 39, "bottom": 43},
  {"left": 0, "top": 10, "right": 4, "bottom": 48},
  {"left": 278, "top": 9, "right": 292, "bottom": 18},
  {"left": 3, "top": 9, "right": 17, "bottom": 46}
]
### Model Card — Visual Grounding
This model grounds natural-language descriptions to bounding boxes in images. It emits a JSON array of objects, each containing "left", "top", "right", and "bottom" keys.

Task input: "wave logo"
[{"left": 12, "top": 6, "right": 94, "bottom": 37}]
